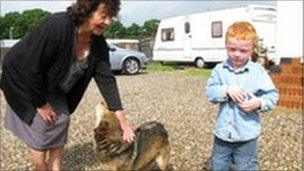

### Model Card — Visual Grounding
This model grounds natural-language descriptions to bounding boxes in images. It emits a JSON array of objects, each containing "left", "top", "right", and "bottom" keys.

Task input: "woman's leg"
[
  {"left": 28, "top": 148, "right": 47, "bottom": 171},
  {"left": 48, "top": 146, "right": 64, "bottom": 171}
]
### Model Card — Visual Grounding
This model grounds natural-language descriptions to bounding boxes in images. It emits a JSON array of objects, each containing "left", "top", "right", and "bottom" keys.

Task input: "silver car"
[{"left": 108, "top": 44, "right": 149, "bottom": 75}]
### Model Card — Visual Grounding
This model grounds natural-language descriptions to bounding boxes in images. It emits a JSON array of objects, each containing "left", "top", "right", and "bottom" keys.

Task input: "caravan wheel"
[{"left": 195, "top": 58, "right": 205, "bottom": 68}]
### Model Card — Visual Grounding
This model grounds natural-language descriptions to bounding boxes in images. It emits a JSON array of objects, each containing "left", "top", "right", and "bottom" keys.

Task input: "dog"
[{"left": 93, "top": 102, "right": 171, "bottom": 171}]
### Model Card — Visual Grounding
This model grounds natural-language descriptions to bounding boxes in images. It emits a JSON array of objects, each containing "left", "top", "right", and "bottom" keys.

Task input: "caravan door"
[{"left": 183, "top": 17, "right": 193, "bottom": 61}]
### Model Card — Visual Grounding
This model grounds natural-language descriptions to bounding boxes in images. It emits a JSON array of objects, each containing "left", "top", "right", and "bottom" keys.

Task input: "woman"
[{"left": 0, "top": 0, "right": 134, "bottom": 170}]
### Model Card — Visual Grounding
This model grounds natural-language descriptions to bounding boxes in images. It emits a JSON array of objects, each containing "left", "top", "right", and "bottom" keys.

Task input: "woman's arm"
[{"left": 93, "top": 38, "right": 134, "bottom": 142}]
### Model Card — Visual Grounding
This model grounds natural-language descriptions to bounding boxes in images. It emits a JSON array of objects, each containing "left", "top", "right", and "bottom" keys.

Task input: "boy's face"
[{"left": 226, "top": 38, "right": 254, "bottom": 69}]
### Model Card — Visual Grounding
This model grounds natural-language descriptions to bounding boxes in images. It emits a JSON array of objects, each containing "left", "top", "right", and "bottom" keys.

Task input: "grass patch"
[
  {"left": 184, "top": 68, "right": 212, "bottom": 78},
  {"left": 147, "top": 62, "right": 179, "bottom": 72},
  {"left": 147, "top": 62, "right": 212, "bottom": 78}
]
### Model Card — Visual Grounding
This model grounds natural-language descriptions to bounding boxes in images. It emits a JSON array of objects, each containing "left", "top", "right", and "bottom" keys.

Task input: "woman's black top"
[{"left": 0, "top": 12, "right": 123, "bottom": 125}]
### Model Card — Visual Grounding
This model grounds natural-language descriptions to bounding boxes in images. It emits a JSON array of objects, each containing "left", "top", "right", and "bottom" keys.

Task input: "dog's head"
[
  {"left": 94, "top": 102, "right": 133, "bottom": 158},
  {"left": 94, "top": 102, "right": 122, "bottom": 140}
]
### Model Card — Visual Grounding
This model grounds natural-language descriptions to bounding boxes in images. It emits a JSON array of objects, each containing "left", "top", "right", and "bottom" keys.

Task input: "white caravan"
[
  {"left": 276, "top": 1, "right": 303, "bottom": 62},
  {"left": 153, "top": 4, "right": 277, "bottom": 67}
]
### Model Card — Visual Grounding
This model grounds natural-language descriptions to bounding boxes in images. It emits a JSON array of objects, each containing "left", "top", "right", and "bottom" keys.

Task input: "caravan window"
[
  {"left": 211, "top": 21, "right": 222, "bottom": 38},
  {"left": 252, "top": 7, "right": 276, "bottom": 22},
  {"left": 184, "top": 22, "right": 190, "bottom": 34},
  {"left": 161, "top": 28, "right": 174, "bottom": 42}
]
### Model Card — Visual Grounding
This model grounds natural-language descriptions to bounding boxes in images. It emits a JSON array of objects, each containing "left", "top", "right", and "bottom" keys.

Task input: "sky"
[{"left": 0, "top": 0, "right": 276, "bottom": 26}]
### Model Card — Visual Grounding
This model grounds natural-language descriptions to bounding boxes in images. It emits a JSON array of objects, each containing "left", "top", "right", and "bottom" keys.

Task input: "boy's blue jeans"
[{"left": 210, "top": 136, "right": 259, "bottom": 171}]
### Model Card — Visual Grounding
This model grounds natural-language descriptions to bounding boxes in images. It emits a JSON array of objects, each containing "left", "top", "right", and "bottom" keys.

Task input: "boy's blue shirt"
[{"left": 205, "top": 59, "right": 279, "bottom": 142}]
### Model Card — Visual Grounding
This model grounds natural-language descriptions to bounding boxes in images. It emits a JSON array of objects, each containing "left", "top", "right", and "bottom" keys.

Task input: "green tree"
[
  {"left": 104, "top": 20, "right": 126, "bottom": 38},
  {"left": 142, "top": 19, "right": 160, "bottom": 38},
  {"left": 0, "top": 16, "right": 4, "bottom": 39},
  {"left": 125, "top": 23, "right": 141, "bottom": 39},
  {"left": 0, "top": 9, "right": 160, "bottom": 40},
  {"left": 18, "top": 9, "right": 51, "bottom": 38},
  {"left": 0, "top": 12, "right": 21, "bottom": 39},
  {"left": 0, "top": 9, "right": 51, "bottom": 39}
]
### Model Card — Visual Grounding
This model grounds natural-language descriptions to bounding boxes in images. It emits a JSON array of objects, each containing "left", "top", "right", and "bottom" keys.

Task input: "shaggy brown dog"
[{"left": 93, "top": 102, "right": 171, "bottom": 171}]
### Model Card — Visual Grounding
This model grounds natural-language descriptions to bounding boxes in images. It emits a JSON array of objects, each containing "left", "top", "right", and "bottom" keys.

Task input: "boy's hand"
[
  {"left": 238, "top": 93, "right": 262, "bottom": 113},
  {"left": 227, "top": 86, "right": 248, "bottom": 103}
]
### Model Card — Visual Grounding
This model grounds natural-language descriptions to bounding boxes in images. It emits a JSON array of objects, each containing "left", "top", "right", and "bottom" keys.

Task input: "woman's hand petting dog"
[
  {"left": 114, "top": 110, "right": 135, "bottom": 143},
  {"left": 122, "top": 124, "right": 135, "bottom": 144}
]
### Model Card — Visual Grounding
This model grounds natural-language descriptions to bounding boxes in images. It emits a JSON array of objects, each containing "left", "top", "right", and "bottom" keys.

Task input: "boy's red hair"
[{"left": 225, "top": 21, "right": 258, "bottom": 47}]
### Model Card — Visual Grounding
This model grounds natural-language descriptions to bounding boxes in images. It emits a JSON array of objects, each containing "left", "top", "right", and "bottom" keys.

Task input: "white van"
[{"left": 153, "top": 4, "right": 277, "bottom": 67}]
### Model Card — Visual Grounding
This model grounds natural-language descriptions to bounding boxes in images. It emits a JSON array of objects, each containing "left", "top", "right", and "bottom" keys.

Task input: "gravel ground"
[{"left": 0, "top": 70, "right": 302, "bottom": 171}]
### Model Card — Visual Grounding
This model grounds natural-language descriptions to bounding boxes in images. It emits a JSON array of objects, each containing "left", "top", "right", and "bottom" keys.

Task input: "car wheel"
[
  {"left": 195, "top": 58, "right": 205, "bottom": 68},
  {"left": 123, "top": 58, "right": 139, "bottom": 75}
]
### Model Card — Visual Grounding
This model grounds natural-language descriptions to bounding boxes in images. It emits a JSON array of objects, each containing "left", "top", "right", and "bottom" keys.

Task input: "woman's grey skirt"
[{"left": 4, "top": 93, "right": 70, "bottom": 150}]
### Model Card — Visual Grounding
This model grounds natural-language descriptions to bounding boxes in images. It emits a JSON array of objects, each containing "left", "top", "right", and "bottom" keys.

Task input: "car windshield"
[{"left": 108, "top": 43, "right": 123, "bottom": 50}]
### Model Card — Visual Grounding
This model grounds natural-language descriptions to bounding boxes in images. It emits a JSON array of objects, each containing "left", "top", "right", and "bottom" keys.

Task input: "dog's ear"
[
  {"left": 96, "top": 102, "right": 110, "bottom": 114},
  {"left": 95, "top": 102, "right": 108, "bottom": 110},
  {"left": 95, "top": 102, "right": 109, "bottom": 126},
  {"left": 100, "top": 101, "right": 108, "bottom": 108}
]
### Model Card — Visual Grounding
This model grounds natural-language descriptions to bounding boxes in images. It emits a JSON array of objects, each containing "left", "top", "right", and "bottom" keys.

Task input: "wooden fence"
[{"left": 270, "top": 58, "right": 303, "bottom": 109}]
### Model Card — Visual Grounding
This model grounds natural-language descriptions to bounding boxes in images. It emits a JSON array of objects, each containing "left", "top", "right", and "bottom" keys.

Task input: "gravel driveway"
[{"left": 0, "top": 70, "right": 302, "bottom": 170}]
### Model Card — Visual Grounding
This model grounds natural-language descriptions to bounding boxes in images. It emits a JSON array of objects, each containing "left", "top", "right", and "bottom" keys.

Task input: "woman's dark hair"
[{"left": 67, "top": 0, "right": 120, "bottom": 25}]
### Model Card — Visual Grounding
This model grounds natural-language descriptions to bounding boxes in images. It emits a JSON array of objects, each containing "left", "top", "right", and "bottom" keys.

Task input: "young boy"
[{"left": 205, "top": 21, "right": 278, "bottom": 171}]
